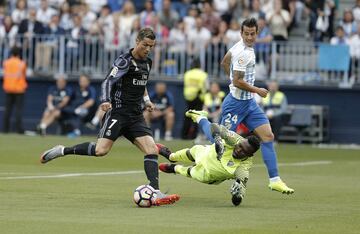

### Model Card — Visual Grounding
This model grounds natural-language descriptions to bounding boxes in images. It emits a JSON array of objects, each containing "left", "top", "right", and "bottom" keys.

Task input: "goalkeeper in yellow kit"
[{"left": 157, "top": 111, "right": 260, "bottom": 206}]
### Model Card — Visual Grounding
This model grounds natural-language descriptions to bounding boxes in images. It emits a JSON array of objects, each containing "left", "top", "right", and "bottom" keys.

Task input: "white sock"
[
  {"left": 196, "top": 116, "right": 207, "bottom": 124},
  {"left": 40, "top": 123, "right": 47, "bottom": 129},
  {"left": 91, "top": 116, "right": 99, "bottom": 125},
  {"left": 165, "top": 131, "right": 171, "bottom": 137},
  {"left": 269, "top": 176, "right": 281, "bottom": 183}
]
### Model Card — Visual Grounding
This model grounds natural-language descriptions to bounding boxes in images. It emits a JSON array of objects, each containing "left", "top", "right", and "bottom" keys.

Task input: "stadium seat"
[{"left": 289, "top": 106, "right": 312, "bottom": 144}]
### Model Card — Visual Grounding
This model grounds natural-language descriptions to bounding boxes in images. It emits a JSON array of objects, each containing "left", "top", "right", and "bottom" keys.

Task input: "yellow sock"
[
  {"left": 170, "top": 148, "right": 194, "bottom": 163},
  {"left": 175, "top": 165, "right": 191, "bottom": 178}
]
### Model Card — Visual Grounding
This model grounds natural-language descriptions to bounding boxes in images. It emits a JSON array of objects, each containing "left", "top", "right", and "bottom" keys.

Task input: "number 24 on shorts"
[{"left": 224, "top": 114, "right": 238, "bottom": 129}]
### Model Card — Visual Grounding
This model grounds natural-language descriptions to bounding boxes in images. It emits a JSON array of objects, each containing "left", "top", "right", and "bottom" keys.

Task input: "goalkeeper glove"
[
  {"left": 214, "top": 134, "right": 224, "bottom": 161},
  {"left": 230, "top": 179, "right": 246, "bottom": 206}
]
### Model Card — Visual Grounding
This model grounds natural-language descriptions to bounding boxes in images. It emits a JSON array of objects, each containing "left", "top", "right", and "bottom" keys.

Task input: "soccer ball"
[{"left": 133, "top": 185, "right": 155, "bottom": 208}]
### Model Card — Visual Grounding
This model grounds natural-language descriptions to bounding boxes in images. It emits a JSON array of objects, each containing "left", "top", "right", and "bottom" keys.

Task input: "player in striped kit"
[{"left": 218, "top": 18, "right": 294, "bottom": 194}]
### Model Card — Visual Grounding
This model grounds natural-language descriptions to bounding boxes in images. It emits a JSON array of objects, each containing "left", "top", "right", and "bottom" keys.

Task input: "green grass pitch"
[{"left": 0, "top": 134, "right": 359, "bottom": 234}]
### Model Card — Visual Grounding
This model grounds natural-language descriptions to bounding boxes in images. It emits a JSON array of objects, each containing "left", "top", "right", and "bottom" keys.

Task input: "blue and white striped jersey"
[{"left": 228, "top": 40, "right": 256, "bottom": 100}]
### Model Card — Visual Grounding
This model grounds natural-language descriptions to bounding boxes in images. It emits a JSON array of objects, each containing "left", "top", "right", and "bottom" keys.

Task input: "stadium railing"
[{"left": 0, "top": 35, "right": 358, "bottom": 87}]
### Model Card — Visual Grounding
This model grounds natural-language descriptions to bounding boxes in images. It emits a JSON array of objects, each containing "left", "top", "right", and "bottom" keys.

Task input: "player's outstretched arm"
[
  {"left": 211, "top": 123, "right": 224, "bottom": 160},
  {"left": 231, "top": 164, "right": 252, "bottom": 206}
]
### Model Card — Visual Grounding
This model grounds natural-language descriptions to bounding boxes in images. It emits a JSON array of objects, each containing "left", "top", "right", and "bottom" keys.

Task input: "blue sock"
[
  {"left": 261, "top": 142, "right": 279, "bottom": 178},
  {"left": 198, "top": 118, "right": 215, "bottom": 143}
]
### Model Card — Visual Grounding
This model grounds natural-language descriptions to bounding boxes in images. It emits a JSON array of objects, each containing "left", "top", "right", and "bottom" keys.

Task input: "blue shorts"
[{"left": 220, "top": 94, "right": 269, "bottom": 131}]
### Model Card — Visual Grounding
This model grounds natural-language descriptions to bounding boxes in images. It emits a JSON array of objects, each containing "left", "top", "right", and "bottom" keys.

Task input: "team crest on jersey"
[
  {"left": 106, "top": 129, "right": 112, "bottom": 136},
  {"left": 227, "top": 161, "right": 234, "bottom": 167}
]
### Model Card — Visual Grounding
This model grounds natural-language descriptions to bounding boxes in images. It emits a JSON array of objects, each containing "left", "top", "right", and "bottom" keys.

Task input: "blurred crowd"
[
  {"left": 0, "top": 0, "right": 359, "bottom": 80},
  {"left": 0, "top": 0, "right": 358, "bottom": 51}
]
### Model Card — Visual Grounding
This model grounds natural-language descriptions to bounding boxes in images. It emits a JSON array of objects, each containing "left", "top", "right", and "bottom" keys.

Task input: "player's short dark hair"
[
  {"left": 137, "top": 28, "right": 156, "bottom": 41},
  {"left": 241, "top": 18, "right": 258, "bottom": 32},
  {"left": 10, "top": 47, "right": 21, "bottom": 57},
  {"left": 246, "top": 135, "right": 260, "bottom": 153}
]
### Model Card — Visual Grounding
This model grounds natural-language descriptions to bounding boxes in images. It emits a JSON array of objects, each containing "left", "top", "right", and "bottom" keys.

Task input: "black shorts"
[{"left": 98, "top": 110, "right": 152, "bottom": 143}]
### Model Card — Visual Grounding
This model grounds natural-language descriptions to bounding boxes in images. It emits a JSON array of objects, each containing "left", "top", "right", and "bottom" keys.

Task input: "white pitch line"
[
  {"left": 0, "top": 170, "right": 143, "bottom": 180},
  {"left": 253, "top": 160, "right": 333, "bottom": 168},
  {"left": 0, "top": 160, "right": 332, "bottom": 180}
]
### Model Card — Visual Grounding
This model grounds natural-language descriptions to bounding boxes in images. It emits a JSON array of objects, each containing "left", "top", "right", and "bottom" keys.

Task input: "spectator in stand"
[
  {"left": 59, "top": 2, "right": 73, "bottom": 32},
  {"left": 201, "top": 1, "right": 221, "bottom": 35},
  {"left": 281, "top": 0, "right": 296, "bottom": 31},
  {"left": 18, "top": 8, "right": 45, "bottom": 70},
  {"left": 182, "top": 57, "right": 208, "bottom": 139},
  {"left": 183, "top": 5, "right": 198, "bottom": 33},
  {"left": 171, "top": 0, "right": 190, "bottom": 19},
  {"left": 27, "top": 0, "right": 41, "bottom": 9},
  {"left": 255, "top": 16, "right": 272, "bottom": 75},
  {"left": 2, "top": 47, "right": 27, "bottom": 134},
  {"left": 140, "top": 0, "right": 156, "bottom": 28},
  {"left": 203, "top": 82, "right": 225, "bottom": 124},
  {"left": 339, "top": 9, "right": 357, "bottom": 38},
  {"left": 261, "top": 0, "right": 274, "bottom": 14},
  {"left": 119, "top": 0, "right": 138, "bottom": 36},
  {"left": 304, "top": 0, "right": 325, "bottom": 40},
  {"left": 261, "top": 80, "right": 288, "bottom": 141},
  {"left": 97, "top": 4, "right": 113, "bottom": 33},
  {"left": 314, "top": 7, "right": 329, "bottom": 42},
  {"left": 348, "top": 24, "right": 360, "bottom": 79},
  {"left": 37, "top": 75, "right": 72, "bottom": 135},
  {"left": 266, "top": 0, "right": 291, "bottom": 42},
  {"left": 0, "top": 6, "right": 5, "bottom": 25},
  {"left": 104, "top": 14, "right": 129, "bottom": 52},
  {"left": 144, "top": 82, "right": 175, "bottom": 141},
  {"left": 79, "top": 2, "right": 97, "bottom": 31},
  {"left": 84, "top": 0, "right": 107, "bottom": 13},
  {"left": 229, "top": 0, "right": 249, "bottom": 22},
  {"left": 210, "top": 20, "right": 228, "bottom": 74},
  {"left": 18, "top": 8, "right": 44, "bottom": 36},
  {"left": 354, "top": 0, "right": 360, "bottom": 23},
  {"left": 224, "top": 19, "right": 241, "bottom": 47},
  {"left": 0, "top": 16, "right": 19, "bottom": 50},
  {"left": 250, "top": 0, "right": 266, "bottom": 20},
  {"left": 11, "top": 0, "right": 27, "bottom": 25},
  {"left": 129, "top": 17, "right": 142, "bottom": 48},
  {"left": 107, "top": 0, "right": 123, "bottom": 13},
  {"left": 187, "top": 16, "right": 211, "bottom": 57},
  {"left": 330, "top": 25, "right": 349, "bottom": 45},
  {"left": 65, "top": 14, "right": 87, "bottom": 71},
  {"left": 47, "top": 0, "right": 64, "bottom": 9},
  {"left": 158, "top": 0, "right": 180, "bottom": 30},
  {"left": 65, "top": 73, "right": 97, "bottom": 138},
  {"left": 213, "top": 0, "right": 230, "bottom": 18},
  {"left": 36, "top": 0, "right": 57, "bottom": 27},
  {"left": 35, "top": 14, "right": 66, "bottom": 72},
  {"left": 168, "top": 19, "right": 187, "bottom": 54},
  {"left": 150, "top": 14, "right": 170, "bottom": 72}
]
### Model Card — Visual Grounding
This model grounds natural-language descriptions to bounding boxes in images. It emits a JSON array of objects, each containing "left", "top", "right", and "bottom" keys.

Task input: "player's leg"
[
  {"left": 185, "top": 110, "right": 215, "bottom": 142},
  {"left": 134, "top": 135, "right": 180, "bottom": 205},
  {"left": 159, "top": 162, "right": 210, "bottom": 184},
  {"left": 39, "top": 109, "right": 61, "bottom": 135},
  {"left": 129, "top": 117, "right": 180, "bottom": 205},
  {"left": 245, "top": 101, "right": 294, "bottom": 194},
  {"left": 40, "top": 110, "right": 118, "bottom": 163},
  {"left": 133, "top": 135, "right": 160, "bottom": 190},
  {"left": 164, "top": 109, "right": 174, "bottom": 140},
  {"left": 253, "top": 124, "right": 293, "bottom": 194}
]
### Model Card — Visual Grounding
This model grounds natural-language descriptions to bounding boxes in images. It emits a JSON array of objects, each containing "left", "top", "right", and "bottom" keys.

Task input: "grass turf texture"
[{"left": 0, "top": 134, "right": 359, "bottom": 234}]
